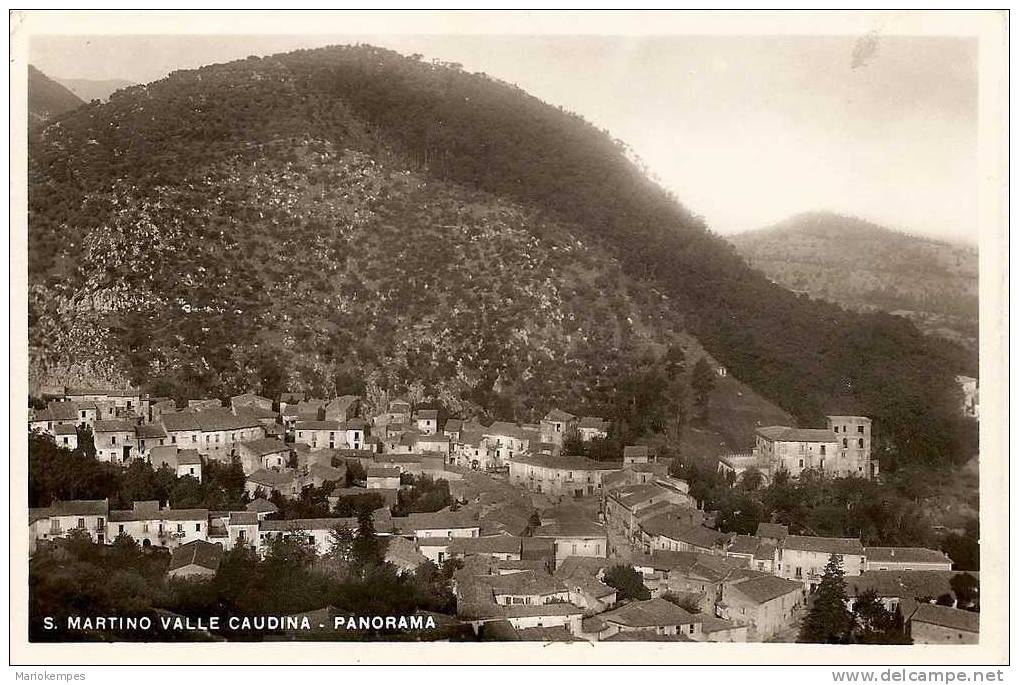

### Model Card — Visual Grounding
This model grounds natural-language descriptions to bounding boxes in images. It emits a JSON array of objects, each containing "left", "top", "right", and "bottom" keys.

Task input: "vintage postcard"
[{"left": 8, "top": 9, "right": 1009, "bottom": 668}]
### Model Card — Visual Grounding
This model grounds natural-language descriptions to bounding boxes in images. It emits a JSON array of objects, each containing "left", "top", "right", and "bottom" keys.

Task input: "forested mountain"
[
  {"left": 54, "top": 76, "right": 136, "bottom": 103},
  {"left": 731, "top": 213, "right": 978, "bottom": 350},
  {"left": 27, "top": 65, "right": 84, "bottom": 127},
  {"left": 28, "top": 45, "right": 974, "bottom": 467}
]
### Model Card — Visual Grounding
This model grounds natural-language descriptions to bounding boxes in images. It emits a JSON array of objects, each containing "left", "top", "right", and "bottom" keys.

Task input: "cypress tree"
[{"left": 798, "top": 553, "right": 855, "bottom": 643}]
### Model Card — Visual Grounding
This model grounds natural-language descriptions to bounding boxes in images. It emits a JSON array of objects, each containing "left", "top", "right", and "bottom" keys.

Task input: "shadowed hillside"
[
  {"left": 28, "top": 65, "right": 84, "bottom": 127},
  {"left": 27, "top": 45, "right": 975, "bottom": 466},
  {"left": 731, "top": 212, "right": 978, "bottom": 350}
]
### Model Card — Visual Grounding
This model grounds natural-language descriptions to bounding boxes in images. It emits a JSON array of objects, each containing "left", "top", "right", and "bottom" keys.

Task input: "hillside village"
[{"left": 28, "top": 384, "right": 978, "bottom": 644}]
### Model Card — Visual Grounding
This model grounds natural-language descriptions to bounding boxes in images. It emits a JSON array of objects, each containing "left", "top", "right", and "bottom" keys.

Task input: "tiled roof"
[
  {"left": 756, "top": 523, "right": 789, "bottom": 540},
  {"left": 53, "top": 424, "right": 78, "bottom": 436},
  {"left": 167, "top": 540, "right": 223, "bottom": 573},
  {"left": 245, "top": 498, "right": 279, "bottom": 514},
  {"left": 228, "top": 512, "right": 258, "bottom": 526},
  {"left": 47, "top": 402, "right": 82, "bottom": 421},
  {"left": 910, "top": 603, "right": 979, "bottom": 633},
  {"left": 602, "top": 630, "right": 693, "bottom": 642},
  {"left": 610, "top": 483, "right": 668, "bottom": 508},
  {"left": 485, "top": 570, "right": 567, "bottom": 596},
  {"left": 403, "top": 509, "right": 479, "bottom": 532},
  {"left": 535, "top": 517, "right": 606, "bottom": 539},
  {"left": 46, "top": 499, "right": 109, "bottom": 517},
  {"left": 756, "top": 426, "right": 837, "bottom": 442},
  {"left": 640, "top": 517, "right": 729, "bottom": 549},
  {"left": 729, "top": 534, "right": 762, "bottom": 555},
  {"left": 783, "top": 535, "right": 864, "bottom": 555},
  {"left": 415, "top": 409, "right": 439, "bottom": 420},
  {"left": 846, "top": 570, "right": 966, "bottom": 600},
  {"left": 176, "top": 449, "right": 201, "bottom": 466},
  {"left": 295, "top": 419, "right": 342, "bottom": 430},
  {"left": 485, "top": 421, "right": 530, "bottom": 441},
  {"left": 231, "top": 393, "right": 271, "bottom": 405},
  {"left": 729, "top": 574, "right": 803, "bottom": 604},
  {"left": 623, "top": 445, "right": 649, "bottom": 459},
  {"left": 260, "top": 517, "right": 353, "bottom": 532},
  {"left": 864, "top": 547, "right": 953, "bottom": 565},
  {"left": 246, "top": 468, "right": 297, "bottom": 487},
  {"left": 93, "top": 419, "right": 136, "bottom": 433},
  {"left": 109, "top": 507, "right": 208, "bottom": 522},
  {"left": 542, "top": 409, "right": 576, "bottom": 422},
  {"left": 599, "top": 597, "right": 699, "bottom": 628},
  {"left": 191, "top": 408, "right": 264, "bottom": 431},
  {"left": 578, "top": 416, "right": 608, "bottom": 430},
  {"left": 448, "top": 536, "right": 522, "bottom": 556},
  {"left": 135, "top": 424, "right": 167, "bottom": 439},
  {"left": 512, "top": 452, "right": 622, "bottom": 472},
  {"left": 367, "top": 466, "right": 401, "bottom": 478},
  {"left": 159, "top": 412, "right": 203, "bottom": 432}
]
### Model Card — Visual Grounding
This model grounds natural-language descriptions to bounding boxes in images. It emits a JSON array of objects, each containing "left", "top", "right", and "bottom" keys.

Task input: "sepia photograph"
[{"left": 8, "top": 9, "right": 1009, "bottom": 670}]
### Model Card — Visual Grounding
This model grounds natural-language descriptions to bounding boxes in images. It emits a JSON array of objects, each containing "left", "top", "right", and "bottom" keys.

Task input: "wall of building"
[{"left": 910, "top": 621, "right": 978, "bottom": 645}]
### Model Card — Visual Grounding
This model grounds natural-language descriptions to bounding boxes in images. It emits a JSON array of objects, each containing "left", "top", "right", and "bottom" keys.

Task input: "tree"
[
  {"left": 327, "top": 523, "right": 355, "bottom": 564},
  {"left": 852, "top": 589, "right": 910, "bottom": 644},
  {"left": 739, "top": 467, "right": 765, "bottom": 492},
  {"left": 691, "top": 357, "right": 715, "bottom": 421},
  {"left": 950, "top": 572, "right": 979, "bottom": 609},
  {"left": 523, "top": 510, "right": 542, "bottom": 537},
  {"left": 345, "top": 459, "right": 367, "bottom": 487},
  {"left": 602, "top": 564, "right": 651, "bottom": 601},
  {"left": 561, "top": 426, "right": 585, "bottom": 456},
  {"left": 75, "top": 425, "right": 96, "bottom": 459},
  {"left": 799, "top": 554, "right": 854, "bottom": 644},
  {"left": 350, "top": 508, "right": 386, "bottom": 577}
]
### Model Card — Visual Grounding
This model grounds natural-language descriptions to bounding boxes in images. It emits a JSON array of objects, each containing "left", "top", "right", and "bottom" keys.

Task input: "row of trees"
[
  {"left": 668, "top": 458, "right": 978, "bottom": 568},
  {"left": 29, "top": 433, "right": 247, "bottom": 511},
  {"left": 31, "top": 508, "right": 460, "bottom": 642}
]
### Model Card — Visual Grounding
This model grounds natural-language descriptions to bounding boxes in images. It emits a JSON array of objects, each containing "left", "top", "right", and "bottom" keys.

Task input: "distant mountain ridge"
[
  {"left": 27, "top": 65, "right": 84, "bottom": 127},
  {"left": 730, "top": 212, "right": 978, "bottom": 350},
  {"left": 55, "top": 76, "right": 136, "bottom": 103}
]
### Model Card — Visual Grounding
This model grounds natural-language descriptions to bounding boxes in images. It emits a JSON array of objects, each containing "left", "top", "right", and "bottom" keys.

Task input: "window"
[
  {"left": 798, "top": 459, "right": 804, "bottom": 468},
  {"left": 62, "top": 437, "right": 68, "bottom": 445},
  {"left": 195, "top": 523, "right": 201, "bottom": 532},
  {"left": 308, "top": 535, "right": 315, "bottom": 545},
  {"left": 858, "top": 438, "right": 864, "bottom": 448},
  {"left": 820, "top": 445, "right": 826, "bottom": 455},
  {"left": 833, "top": 425, "right": 838, "bottom": 433},
  {"left": 77, "top": 518, "right": 85, "bottom": 528},
  {"left": 142, "top": 523, "right": 149, "bottom": 533},
  {"left": 118, "top": 524, "right": 125, "bottom": 533},
  {"left": 111, "top": 436, "right": 117, "bottom": 445},
  {"left": 171, "top": 436, "right": 177, "bottom": 444},
  {"left": 843, "top": 438, "right": 848, "bottom": 448},
  {"left": 858, "top": 425, "right": 864, "bottom": 434},
  {"left": 176, "top": 524, "right": 183, "bottom": 533}
]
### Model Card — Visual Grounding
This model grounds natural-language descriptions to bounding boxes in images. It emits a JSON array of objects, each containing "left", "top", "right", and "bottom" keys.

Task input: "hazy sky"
[{"left": 30, "top": 34, "right": 978, "bottom": 243}]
